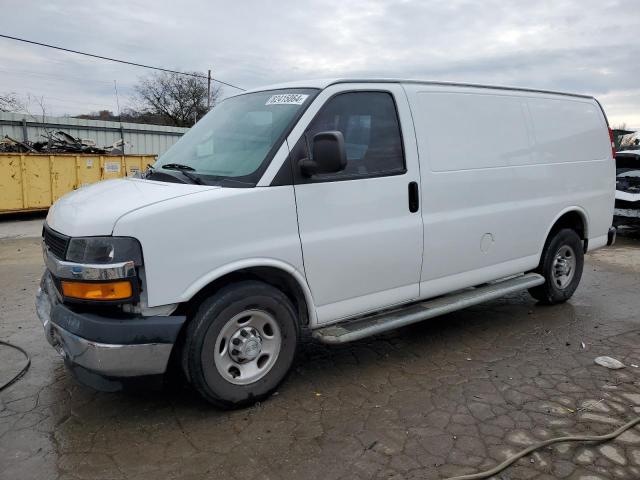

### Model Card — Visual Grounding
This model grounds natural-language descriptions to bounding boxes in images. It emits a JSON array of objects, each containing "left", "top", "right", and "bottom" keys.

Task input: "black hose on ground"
[
  {"left": 0, "top": 340, "right": 31, "bottom": 392},
  {"left": 444, "top": 416, "right": 640, "bottom": 480}
]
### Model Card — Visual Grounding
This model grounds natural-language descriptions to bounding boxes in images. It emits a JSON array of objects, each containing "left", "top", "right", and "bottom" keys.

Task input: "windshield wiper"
[
  {"left": 161, "top": 163, "right": 205, "bottom": 185},
  {"left": 162, "top": 163, "right": 195, "bottom": 171}
]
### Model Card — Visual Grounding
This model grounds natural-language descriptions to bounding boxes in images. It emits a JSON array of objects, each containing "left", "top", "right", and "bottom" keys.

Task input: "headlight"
[{"left": 66, "top": 237, "right": 143, "bottom": 265}]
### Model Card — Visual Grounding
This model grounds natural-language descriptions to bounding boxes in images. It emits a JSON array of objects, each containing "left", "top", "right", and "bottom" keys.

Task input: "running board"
[{"left": 312, "top": 273, "right": 545, "bottom": 344}]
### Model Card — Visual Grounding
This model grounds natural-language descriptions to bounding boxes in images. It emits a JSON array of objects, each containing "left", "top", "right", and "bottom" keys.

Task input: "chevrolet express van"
[{"left": 36, "top": 79, "right": 616, "bottom": 407}]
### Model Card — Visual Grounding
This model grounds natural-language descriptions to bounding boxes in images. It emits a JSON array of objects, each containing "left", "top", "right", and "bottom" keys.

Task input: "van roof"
[{"left": 241, "top": 78, "right": 594, "bottom": 100}]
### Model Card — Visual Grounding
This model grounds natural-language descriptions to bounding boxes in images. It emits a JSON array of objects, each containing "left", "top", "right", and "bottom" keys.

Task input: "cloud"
[{"left": 0, "top": 0, "right": 638, "bottom": 127}]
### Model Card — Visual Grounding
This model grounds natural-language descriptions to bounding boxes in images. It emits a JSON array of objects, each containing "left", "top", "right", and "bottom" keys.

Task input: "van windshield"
[{"left": 154, "top": 88, "right": 317, "bottom": 186}]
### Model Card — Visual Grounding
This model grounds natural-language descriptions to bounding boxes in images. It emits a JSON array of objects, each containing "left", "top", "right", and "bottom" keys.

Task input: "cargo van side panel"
[
  {"left": 517, "top": 96, "right": 614, "bottom": 253},
  {"left": 403, "top": 84, "right": 614, "bottom": 300}
]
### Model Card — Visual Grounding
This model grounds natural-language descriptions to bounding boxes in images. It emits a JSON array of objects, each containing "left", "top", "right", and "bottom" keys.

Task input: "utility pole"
[
  {"left": 207, "top": 69, "right": 212, "bottom": 111},
  {"left": 113, "top": 80, "right": 125, "bottom": 154}
]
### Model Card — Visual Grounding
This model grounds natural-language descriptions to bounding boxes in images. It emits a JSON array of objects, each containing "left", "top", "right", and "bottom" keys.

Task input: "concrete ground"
[
  {"left": 1, "top": 231, "right": 640, "bottom": 480},
  {"left": 0, "top": 214, "right": 45, "bottom": 240}
]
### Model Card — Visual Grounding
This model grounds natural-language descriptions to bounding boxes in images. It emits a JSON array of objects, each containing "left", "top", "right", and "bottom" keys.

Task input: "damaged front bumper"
[
  {"left": 36, "top": 272, "right": 186, "bottom": 391},
  {"left": 614, "top": 189, "right": 640, "bottom": 227},
  {"left": 614, "top": 207, "right": 640, "bottom": 226}
]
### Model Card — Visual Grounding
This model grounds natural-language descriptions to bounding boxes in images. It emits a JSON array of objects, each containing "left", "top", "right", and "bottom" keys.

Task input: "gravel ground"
[{"left": 1, "top": 233, "right": 640, "bottom": 480}]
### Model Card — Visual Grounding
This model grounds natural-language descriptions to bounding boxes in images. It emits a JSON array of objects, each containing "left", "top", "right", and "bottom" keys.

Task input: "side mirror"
[{"left": 299, "top": 131, "right": 347, "bottom": 177}]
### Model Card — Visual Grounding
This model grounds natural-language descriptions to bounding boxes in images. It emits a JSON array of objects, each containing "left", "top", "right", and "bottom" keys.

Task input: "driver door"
[{"left": 288, "top": 85, "right": 423, "bottom": 324}]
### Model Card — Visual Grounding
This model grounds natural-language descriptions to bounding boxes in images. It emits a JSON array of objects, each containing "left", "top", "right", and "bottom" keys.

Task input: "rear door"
[{"left": 288, "top": 84, "right": 423, "bottom": 324}]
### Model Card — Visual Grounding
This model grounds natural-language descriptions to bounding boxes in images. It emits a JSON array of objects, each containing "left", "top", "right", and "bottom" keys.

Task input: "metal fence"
[{"left": 0, "top": 112, "right": 188, "bottom": 155}]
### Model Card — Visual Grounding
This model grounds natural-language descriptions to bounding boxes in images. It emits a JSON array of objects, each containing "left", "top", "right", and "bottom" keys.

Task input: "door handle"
[{"left": 408, "top": 182, "right": 419, "bottom": 213}]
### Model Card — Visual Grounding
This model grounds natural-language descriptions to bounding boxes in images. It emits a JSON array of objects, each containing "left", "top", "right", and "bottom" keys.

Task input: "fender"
[
  {"left": 179, "top": 257, "right": 318, "bottom": 326},
  {"left": 538, "top": 206, "right": 590, "bottom": 259}
]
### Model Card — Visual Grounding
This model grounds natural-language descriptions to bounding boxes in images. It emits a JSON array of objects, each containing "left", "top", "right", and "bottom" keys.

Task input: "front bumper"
[
  {"left": 614, "top": 207, "right": 640, "bottom": 226},
  {"left": 613, "top": 193, "right": 640, "bottom": 227},
  {"left": 36, "top": 272, "right": 186, "bottom": 390}
]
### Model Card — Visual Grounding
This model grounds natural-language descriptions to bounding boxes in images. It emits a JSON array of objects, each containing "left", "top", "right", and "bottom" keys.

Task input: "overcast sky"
[{"left": 1, "top": 0, "right": 639, "bottom": 128}]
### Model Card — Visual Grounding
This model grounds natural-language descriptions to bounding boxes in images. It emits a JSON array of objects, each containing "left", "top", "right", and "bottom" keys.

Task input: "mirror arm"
[{"left": 298, "top": 158, "right": 317, "bottom": 178}]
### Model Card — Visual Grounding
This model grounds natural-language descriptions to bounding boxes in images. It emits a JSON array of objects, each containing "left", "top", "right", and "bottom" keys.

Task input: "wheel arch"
[
  {"left": 178, "top": 259, "right": 316, "bottom": 327},
  {"left": 539, "top": 207, "right": 589, "bottom": 258}
]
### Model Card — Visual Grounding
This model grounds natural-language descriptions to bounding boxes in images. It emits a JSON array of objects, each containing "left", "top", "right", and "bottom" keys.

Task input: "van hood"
[{"left": 47, "top": 178, "right": 218, "bottom": 236}]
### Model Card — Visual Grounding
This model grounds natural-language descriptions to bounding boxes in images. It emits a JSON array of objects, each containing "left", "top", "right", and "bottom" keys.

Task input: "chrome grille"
[{"left": 43, "top": 224, "right": 70, "bottom": 260}]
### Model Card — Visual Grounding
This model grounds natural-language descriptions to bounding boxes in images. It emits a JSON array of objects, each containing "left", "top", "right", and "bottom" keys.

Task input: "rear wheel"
[
  {"left": 183, "top": 281, "right": 299, "bottom": 408},
  {"left": 529, "top": 228, "right": 584, "bottom": 304}
]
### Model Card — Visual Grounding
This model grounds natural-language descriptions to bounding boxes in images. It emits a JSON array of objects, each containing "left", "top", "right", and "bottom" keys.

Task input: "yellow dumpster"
[{"left": 0, "top": 153, "right": 156, "bottom": 214}]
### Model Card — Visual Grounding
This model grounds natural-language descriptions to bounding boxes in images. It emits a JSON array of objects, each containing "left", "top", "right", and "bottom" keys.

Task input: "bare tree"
[
  {"left": 132, "top": 71, "right": 220, "bottom": 127},
  {"left": 0, "top": 92, "right": 23, "bottom": 112},
  {"left": 23, "top": 94, "right": 57, "bottom": 140}
]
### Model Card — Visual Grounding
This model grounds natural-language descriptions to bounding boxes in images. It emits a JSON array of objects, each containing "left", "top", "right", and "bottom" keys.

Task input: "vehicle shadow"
[{"left": 150, "top": 291, "right": 576, "bottom": 411}]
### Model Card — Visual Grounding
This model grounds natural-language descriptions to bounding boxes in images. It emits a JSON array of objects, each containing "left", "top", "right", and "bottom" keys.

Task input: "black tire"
[
  {"left": 528, "top": 228, "right": 584, "bottom": 304},
  {"left": 183, "top": 281, "right": 299, "bottom": 408}
]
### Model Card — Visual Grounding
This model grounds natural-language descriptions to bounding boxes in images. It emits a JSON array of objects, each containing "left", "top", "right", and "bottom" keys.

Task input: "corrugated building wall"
[{"left": 0, "top": 112, "right": 189, "bottom": 155}]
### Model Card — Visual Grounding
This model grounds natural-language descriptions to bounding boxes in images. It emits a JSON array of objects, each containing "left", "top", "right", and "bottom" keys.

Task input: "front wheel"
[
  {"left": 183, "top": 281, "right": 299, "bottom": 408},
  {"left": 528, "top": 228, "right": 584, "bottom": 304}
]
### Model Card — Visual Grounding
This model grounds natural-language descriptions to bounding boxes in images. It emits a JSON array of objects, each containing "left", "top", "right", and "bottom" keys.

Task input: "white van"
[{"left": 36, "top": 79, "right": 616, "bottom": 407}]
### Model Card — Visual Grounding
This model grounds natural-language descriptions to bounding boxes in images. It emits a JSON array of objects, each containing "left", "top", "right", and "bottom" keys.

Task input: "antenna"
[{"left": 113, "top": 80, "right": 125, "bottom": 154}]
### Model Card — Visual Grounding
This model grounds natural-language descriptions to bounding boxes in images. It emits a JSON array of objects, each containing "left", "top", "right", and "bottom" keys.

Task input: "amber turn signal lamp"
[{"left": 61, "top": 280, "right": 133, "bottom": 300}]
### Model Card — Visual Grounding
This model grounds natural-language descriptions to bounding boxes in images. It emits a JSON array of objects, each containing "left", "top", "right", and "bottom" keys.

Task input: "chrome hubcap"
[
  {"left": 551, "top": 245, "right": 576, "bottom": 289},
  {"left": 214, "top": 310, "right": 281, "bottom": 385},
  {"left": 229, "top": 327, "right": 263, "bottom": 363}
]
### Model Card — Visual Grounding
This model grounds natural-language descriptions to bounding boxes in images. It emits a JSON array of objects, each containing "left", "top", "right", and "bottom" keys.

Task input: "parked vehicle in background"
[
  {"left": 36, "top": 79, "right": 616, "bottom": 408},
  {"left": 614, "top": 150, "right": 640, "bottom": 227}
]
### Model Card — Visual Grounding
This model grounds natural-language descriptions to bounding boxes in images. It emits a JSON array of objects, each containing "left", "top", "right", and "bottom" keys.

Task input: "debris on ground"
[
  {"left": 0, "top": 132, "right": 127, "bottom": 155},
  {"left": 0, "top": 135, "right": 36, "bottom": 153},
  {"left": 594, "top": 356, "right": 625, "bottom": 370}
]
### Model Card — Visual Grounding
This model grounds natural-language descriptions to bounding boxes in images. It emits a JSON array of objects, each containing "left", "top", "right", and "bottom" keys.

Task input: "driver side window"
[{"left": 304, "top": 91, "right": 405, "bottom": 180}]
